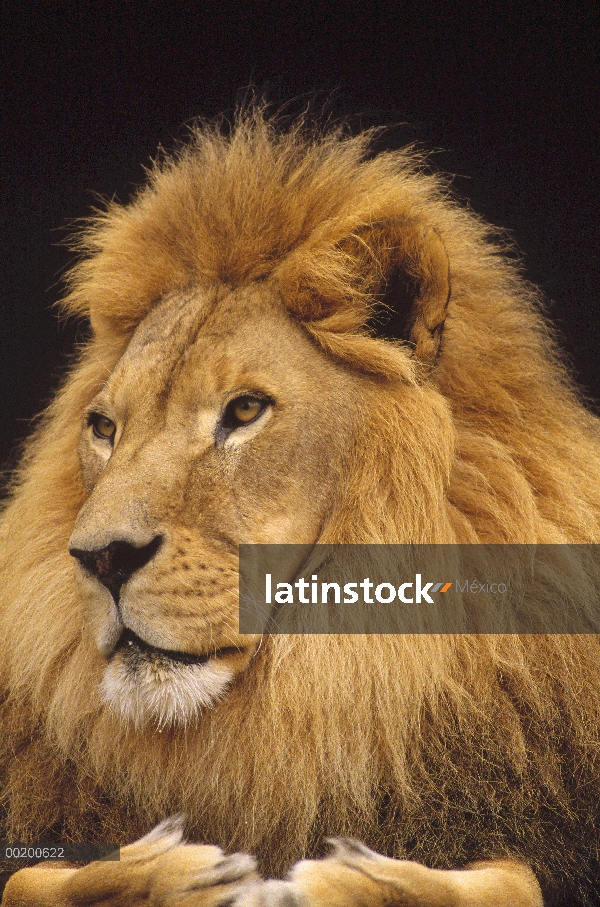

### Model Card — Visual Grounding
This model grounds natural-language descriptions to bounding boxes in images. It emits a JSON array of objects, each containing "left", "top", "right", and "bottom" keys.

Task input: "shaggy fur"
[{"left": 1, "top": 110, "right": 600, "bottom": 906}]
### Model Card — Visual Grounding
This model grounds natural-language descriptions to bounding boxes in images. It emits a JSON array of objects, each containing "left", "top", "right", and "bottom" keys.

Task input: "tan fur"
[{"left": 1, "top": 109, "right": 600, "bottom": 906}]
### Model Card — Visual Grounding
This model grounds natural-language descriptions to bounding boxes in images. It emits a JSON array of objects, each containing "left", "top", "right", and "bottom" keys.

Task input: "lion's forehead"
[
  {"left": 111, "top": 292, "right": 229, "bottom": 407},
  {"left": 123, "top": 289, "right": 212, "bottom": 360},
  {"left": 109, "top": 284, "right": 319, "bottom": 413}
]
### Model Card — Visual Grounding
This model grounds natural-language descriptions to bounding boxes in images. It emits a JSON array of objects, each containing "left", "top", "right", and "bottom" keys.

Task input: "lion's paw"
[
  {"left": 246, "top": 839, "right": 457, "bottom": 907},
  {"left": 240, "top": 839, "right": 542, "bottom": 907},
  {"left": 2, "top": 818, "right": 260, "bottom": 907},
  {"left": 2, "top": 832, "right": 543, "bottom": 907}
]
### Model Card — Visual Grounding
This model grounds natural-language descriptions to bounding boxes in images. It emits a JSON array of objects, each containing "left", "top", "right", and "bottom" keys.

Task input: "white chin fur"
[{"left": 101, "top": 655, "right": 234, "bottom": 729}]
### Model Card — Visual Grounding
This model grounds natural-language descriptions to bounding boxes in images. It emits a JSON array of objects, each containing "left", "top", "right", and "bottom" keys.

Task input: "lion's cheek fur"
[
  {"left": 325, "top": 381, "right": 457, "bottom": 545},
  {"left": 0, "top": 342, "right": 130, "bottom": 698}
]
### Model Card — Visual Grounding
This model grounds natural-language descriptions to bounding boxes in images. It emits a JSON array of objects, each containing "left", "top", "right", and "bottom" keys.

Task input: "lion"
[{"left": 1, "top": 109, "right": 600, "bottom": 907}]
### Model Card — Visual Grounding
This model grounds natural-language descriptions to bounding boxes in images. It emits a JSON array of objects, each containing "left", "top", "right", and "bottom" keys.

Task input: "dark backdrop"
[{"left": 1, "top": 1, "right": 599, "bottom": 472}]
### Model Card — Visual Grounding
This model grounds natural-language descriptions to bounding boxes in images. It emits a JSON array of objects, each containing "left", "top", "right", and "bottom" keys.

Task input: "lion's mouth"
[{"left": 114, "top": 627, "right": 244, "bottom": 666}]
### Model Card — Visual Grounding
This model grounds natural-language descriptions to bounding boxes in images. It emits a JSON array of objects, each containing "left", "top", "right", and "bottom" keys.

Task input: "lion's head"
[
  {"left": 68, "top": 283, "right": 369, "bottom": 725},
  {"left": 2, "top": 111, "right": 600, "bottom": 894},
  {"left": 62, "top": 122, "right": 464, "bottom": 728}
]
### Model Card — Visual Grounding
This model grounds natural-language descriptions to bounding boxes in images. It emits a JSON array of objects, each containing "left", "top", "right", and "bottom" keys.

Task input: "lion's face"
[{"left": 69, "top": 282, "right": 361, "bottom": 727}]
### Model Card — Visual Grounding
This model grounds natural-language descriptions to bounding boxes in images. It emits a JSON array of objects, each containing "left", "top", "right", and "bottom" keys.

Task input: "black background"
[{"left": 1, "top": 1, "right": 599, "bottom": 473}]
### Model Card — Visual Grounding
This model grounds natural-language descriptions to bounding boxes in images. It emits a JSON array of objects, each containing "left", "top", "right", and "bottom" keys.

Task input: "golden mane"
[{"left": 1, "top": 110, "right": 600, "bottom": 903}]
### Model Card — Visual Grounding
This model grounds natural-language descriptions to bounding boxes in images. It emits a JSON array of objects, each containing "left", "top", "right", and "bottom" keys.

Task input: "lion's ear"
[{"left": 343, "top": 218, "right": 451, "bottom": 366}]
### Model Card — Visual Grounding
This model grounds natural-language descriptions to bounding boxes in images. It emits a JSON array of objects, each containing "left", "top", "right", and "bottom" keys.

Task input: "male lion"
[{"left": 1, "top": 111, "right": 599, "bottom": 907}]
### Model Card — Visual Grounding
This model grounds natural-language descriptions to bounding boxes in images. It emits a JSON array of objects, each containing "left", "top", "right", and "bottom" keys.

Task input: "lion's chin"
[{"left": 100, "top": 630, "right": 235, "bottom": 729}]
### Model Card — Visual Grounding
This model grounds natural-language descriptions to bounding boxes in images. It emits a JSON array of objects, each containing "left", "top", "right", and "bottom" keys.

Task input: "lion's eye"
[
  {"left": 222, "top": 395, "right": 268, "bottom": 431},
  {"left": 89, "top": 413, "right": 116, "bottom": 442}
]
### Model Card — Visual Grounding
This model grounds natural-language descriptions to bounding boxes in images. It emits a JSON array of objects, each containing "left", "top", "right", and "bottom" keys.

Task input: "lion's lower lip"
[{"left": 114, "top": 627, "right": 243, "bottom": 666}]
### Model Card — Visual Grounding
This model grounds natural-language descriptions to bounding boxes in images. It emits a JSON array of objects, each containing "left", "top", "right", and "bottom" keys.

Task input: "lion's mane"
[{"left": 1, "top": 111, "right": 600, "bottom": 904}]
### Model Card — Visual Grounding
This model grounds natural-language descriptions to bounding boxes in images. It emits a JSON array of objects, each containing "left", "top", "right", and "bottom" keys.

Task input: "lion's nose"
[{"left": 70, "top": 535, "right": 163, "bottom": 602}]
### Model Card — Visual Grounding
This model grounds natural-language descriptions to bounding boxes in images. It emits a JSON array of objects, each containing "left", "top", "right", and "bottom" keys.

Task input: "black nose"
[{"left": 70, "top": 535, "right": 163, "bottom": 602}]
